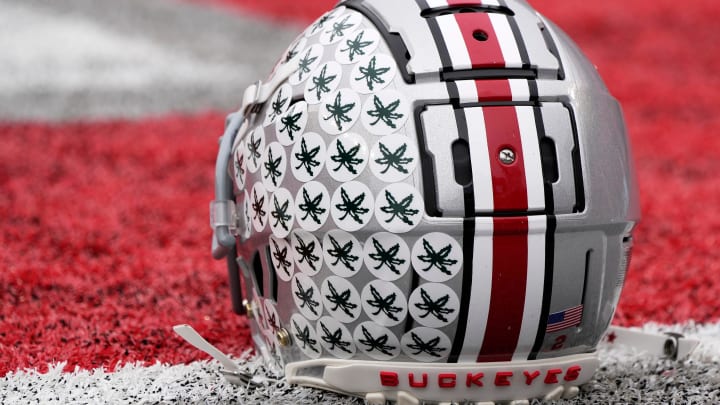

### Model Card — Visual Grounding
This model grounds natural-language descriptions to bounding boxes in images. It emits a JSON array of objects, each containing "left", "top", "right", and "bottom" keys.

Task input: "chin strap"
[
  {"left": 604, "top": 326, "right": 700, "bottom": 360},
  {"left": 210, "top": 53, "right": 302, "bottom": 260},
  {"left": 173, "top": 324, "right": 275, "bottom": 387}
]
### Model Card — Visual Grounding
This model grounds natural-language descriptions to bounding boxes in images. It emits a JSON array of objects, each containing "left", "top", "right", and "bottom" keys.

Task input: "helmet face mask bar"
[{"left": 205, "top": 0, "right": 642, "bottom": 402}]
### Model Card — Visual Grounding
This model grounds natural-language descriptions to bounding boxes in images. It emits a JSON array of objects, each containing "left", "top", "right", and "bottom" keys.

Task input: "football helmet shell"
[{"left": 210, "top": 0, "right": 639, "bottom": 402}]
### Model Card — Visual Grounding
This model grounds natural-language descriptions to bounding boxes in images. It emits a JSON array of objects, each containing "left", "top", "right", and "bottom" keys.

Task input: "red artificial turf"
[
  {"left": 1, "top": 0, "right": 719, "bottom": 377},
  {"left": 0, "top": 114, "right": 249, "bottom": 376}
]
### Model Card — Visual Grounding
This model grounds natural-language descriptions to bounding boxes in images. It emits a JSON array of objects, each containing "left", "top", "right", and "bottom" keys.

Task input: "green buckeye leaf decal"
[
  {"left": 325, "top": 15, "right": 354, "bottom": 43},
  {"left": 365, "top": 284, "right": 403, "bottom": 321},
  {"left": 293, "top": 320, "right": 319, "bottom": 353},
  {"left": 326, "top": 234, "right": 359, "bottom": 271},
  {"left": 358, "top": 325, "right": 396, "bottom": 357},
  {"left": 298, "top": 187, "right": 326, "bottom": 226},
  {"left": 368, "top": 237, "right": 406, "bottom": 275},
  {"left": 270, "top": 195, "right": 292, "bottom": 232},
  {"left": 319, "top": 321, "right": 353, "bottom": 353},
  {"left": 297, "top": 48, "right": 319, "bottom": 82},
  {"left": 294, "top": 278, "right": 320, "bottom": 316},
  {"left": 325, "top": 280, "right": 358, "bottom": 318},
  {"left": 309, "top": 12, "right": 334, "bottom": 36},
  {"left": 340, "top": 30, "right": 374, "bottom": 62},
  {"left": 417, "top": 239, "right": 458, "bottom": 275},
  {"left": 294, "top": 137, "right": 322, "bottom": 177},
  {"left": 380, "top": 189, "right": 419, "bottom": 226},
  {"left": 324, "top": 91, "right": 357, "bottom": 132},
  {"left": 334, "top": 187, "right": 370, "bottom": 225},
  {"left": 247, "top": 132, "right": 263, "bottom": 168},
  {"left": 279, "top": 110, "right": 303, "bottom": 142},
  {"left": 355, "top": 56, "right": 391, "bottom": 92},
  {"left": 309, "top": 64, "right": 338, "bottom": 102},
  {"left": 263, "top": 147, "right": 284, "bottom": 187},
  {"left": 267, "top": 87, "right": 289, "bottom": 123},
  {"left": 271, "top": 238, "right": 292, "bottom": 278},
  {"left": 330, "top": 138, "right": 363, "bottom": 175},
  {"left": 407, "top": 332, "right": 445, "bottom": 358},
  {"left": 251, "top": 188, "right": 267, "bottom": 226},
  {"left": 366, "top": 95, "right": 404, "bottom": 129},
  {"left": 294, "top": 235, "right": 321, "bottom": 272},
  {"left": 374, "top": 142, "right": 413, "bottom": 175},
  {"left": 414, "top": 288, "right": 455, "bottom": 323}
]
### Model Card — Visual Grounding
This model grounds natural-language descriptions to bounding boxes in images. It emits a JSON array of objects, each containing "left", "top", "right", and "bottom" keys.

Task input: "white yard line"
[
  {"left": 0, "top": 3, "right": 244, "bottom": 92},
  {"left": 2, "top": 323, "right": 719, "bottom": 404},
  {"left": 0, "top": 0, "right": 298, "bottom": 121}
]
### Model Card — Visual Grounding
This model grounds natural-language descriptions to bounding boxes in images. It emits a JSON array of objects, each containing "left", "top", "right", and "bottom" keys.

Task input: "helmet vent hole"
[
  {"left": 252, "top": 251, "right": 264, "bottom": 297},
  {"left": 451, "top": 139, "right": 473, "bottom": 187},
  {"left": 540, "top": 137, "right": 560, "bottom": 183},
  {"left": 473, "top": 30, "right": 489, "bottom": 42},
  {"left": 581, "top": 250, "right": 593, "bottom": 307},
  {"left": 265, "top": 246, "right": 279, "bottom": 301}
]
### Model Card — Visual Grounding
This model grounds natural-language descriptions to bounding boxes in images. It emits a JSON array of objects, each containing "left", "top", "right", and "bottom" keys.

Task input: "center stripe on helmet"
[
  {"left": 482, "top": 106, "right": 544, "bottom": 362},
  {"left": 478, "top": 105, "right": 545, "bottom": 212},
  {"left": 462, "top": 105, "right": 543, "bottom": 213},
  {"left": 446, "top": 102, "right": 547, "bottom": 362},
  {"left": 477, "top": 216, "right": 529, "bottom": 362},
  {"left": 433, "top": 11, "right": 522, "bottom": 70},
  {"left": 453, "top": 79, "right": 531, "bottom": 103}
]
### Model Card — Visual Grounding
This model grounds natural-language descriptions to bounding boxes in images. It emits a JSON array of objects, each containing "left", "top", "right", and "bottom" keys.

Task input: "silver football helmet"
[{"left": 208, "top": 0, "right": 640, "bottom": 402}]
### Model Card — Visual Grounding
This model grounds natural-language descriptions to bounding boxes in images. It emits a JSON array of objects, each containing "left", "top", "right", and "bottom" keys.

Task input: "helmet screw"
[
  {"left": 276, "top": 328, "right": 292, "bottom": 347},
  {"left": 499, "top": 148, "right": 516, "bottom": 165},
  {"left": 243, "top": 300, "right": 254, "bottom": 319}
]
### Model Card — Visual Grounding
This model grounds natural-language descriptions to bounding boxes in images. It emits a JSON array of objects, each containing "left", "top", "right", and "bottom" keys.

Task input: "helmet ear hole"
[
  {"left": 252, "top": 251, "right": 264, "bottom": 297},
  {"left": 539, "top": 137, "right": 560, "bottom": 183},
  {"left": 451, "top": 139, "right": 473, "bottom": 187}
]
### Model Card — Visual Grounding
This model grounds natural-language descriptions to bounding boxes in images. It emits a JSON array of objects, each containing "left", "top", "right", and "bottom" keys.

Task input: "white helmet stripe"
[
  {"left": 488, "top": 13, "right": 523, "bottom": 68},
  {"left": 513, "top": 216, "right": 548, "bottom": 360},
  {"left": 424, "top": 0, "right": 449, "bottom": 8},
  {"left": 456, "top": 218, "right": 493, "bottom": 362},
  {"left": 435, "top": 15, "right": 473, "bottom": 70},
  {"left": 464, "top": 107, "right": 494, "bottom": 212},
  {"left": 517, "top": 106, "right": 546, "bottom": 211}
]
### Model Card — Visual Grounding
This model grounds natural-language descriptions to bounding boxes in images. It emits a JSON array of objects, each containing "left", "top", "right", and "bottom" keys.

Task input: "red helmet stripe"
[
  {"left": 424, "top": 0, "right": 502, "bottom": 8},
  {"left": 477, "top": 217, "right": 529, "bottom": 362},
  {"left": 474, "top": 79, "right": 513, "bottom": 101},
  {"left": 454, "top": 12, "right": 506, "bottom": 69},
  {"left": 482, "top": 106, "right": 528, "bottom": 211}
]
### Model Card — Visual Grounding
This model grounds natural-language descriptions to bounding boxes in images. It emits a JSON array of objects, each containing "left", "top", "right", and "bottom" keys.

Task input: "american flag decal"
[{"left": 546, "top": 305, "right": 583, "bottom": 333}]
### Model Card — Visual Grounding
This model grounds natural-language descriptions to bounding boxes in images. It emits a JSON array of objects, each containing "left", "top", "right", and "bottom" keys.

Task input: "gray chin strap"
[
  {"left": 209, "top": 53, "right": 303, "bottom": 260},
  {"left": 605, "top": 326, "right": 700, "bottom": 361},
  {"left": 210, "top": 112, "right": 246, "bottom": 260}
]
